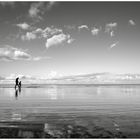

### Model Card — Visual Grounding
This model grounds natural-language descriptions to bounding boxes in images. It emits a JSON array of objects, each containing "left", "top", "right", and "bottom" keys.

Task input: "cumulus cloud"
[
  {"left": 48, "top": 71, "right": 57, "bottom": 79},
  {"left": 29, "top": 2, "right": 44, "bottom": 19},
  {"left": 67, "top": 38, "right": 74, "bottom": 44},
  {"left": 91, "top": 27, "right": 101, "bottom": 35},
  {"left": 6, "top": 74, "right": 23, "bottom": 80},
  {"left": 40, "top": 27, "right": 62, "bottom": 38},
  {"left": 110, "top": 30, "right": 115, "bottom": 37},
  {"left": 129, "top": 19, "right": 136, "bottom": 26},
  {"left": 5, "top": 73, "right": 35, "bottom": 80},
  {"left": 21, "top": 26, "right": 62, "bottom": 41},
  {"left": 78, "top": 25, "right": 89, "bottom": 30},
  {"left": 5, "top": 71, "right": 61, "bottom": 81},
  {"left": 16, "top": 22, "right": 31, "bottom": 30},
  {"left": 110, "top": 42, "right": 119, "bottom": 49},
  {"left": 105, "top": 22, "right": 117, "bottom": 37},
  {"left": 28, "top": 2, "right": 56, "bottom": 20},
  {"left": 106, "top": 22, "right": 117, "bottom": 29},
  {"left": 0, "top": 45, "right": 31, "bottom": 61},
  {"left": 46, "top": 33, "right": 73, "bottom": 49},
  {"left": 0, "top": 45, "right": 49, "bottom": 61},
  {"left": 43, "top": 71, "right": 63, "bottom": 79},
  {"left": 20, "top": 26, "right": 74, "bottom": 48},
  {"left": 21, "top": 32, "right": 37, "bottom": 41}
]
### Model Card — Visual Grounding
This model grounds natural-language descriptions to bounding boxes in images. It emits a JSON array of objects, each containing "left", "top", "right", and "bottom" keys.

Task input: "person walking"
[{"left": 15, "top": 77, "right": 19, "bottom": 89}]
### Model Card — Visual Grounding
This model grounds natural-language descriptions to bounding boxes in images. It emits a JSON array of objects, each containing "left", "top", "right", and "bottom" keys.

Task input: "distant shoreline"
[{"left": 1, "top": 83, "right": 140, "bottom": 88}]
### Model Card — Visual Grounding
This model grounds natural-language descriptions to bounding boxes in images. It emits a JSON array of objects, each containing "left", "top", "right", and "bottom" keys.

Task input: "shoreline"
[{"left": 1, "top": 83, "right": 140, "bottom": 88}]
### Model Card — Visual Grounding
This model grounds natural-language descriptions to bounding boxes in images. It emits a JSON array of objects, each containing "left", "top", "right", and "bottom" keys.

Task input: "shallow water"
[
  {"left": 0, "top": 85, "right": 140, "bottom": 138},
  {"left": 0, "top": 85, "right": 140, "bottom": 114}
]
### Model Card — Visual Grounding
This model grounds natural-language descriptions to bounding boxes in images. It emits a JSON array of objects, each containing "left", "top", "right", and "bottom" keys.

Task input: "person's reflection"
[
  {"left": 19, "top": 86, "right": 21, "bottom": 93},
  {"left": 15, "top": 88, "right": 18, "bottom": 99},
  {"left": 18, "top": 81, "right": 21, "bottom": 93}
]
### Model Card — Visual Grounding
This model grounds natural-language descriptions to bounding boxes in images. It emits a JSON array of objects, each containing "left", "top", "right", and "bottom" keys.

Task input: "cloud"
[
  {"left": 105, "top": 22, "right": 117, "bottom": 36},
  {"left": 0, "top": 45, "right": 31, "bottom": 61},
  {"left": 41, "top": 71, "right": 63, "bottom": 79},
  {"left": 6, "top": 74, "right": 23, "bottom": 80},
  {"left": 21, "top": 32, "right": 37, "bottom": 41},
  {"left": 40, "top": 27, "right": 63, "bottom": 38},
  {"left": 78, "top": 25, "right": 89, "bottom": 30},
  {"left": 67, "top": 38, "right": 74, "bottom": 44},
  {"left": 0, "top": 2, "right": 15, "bottom": 7},
  {"left": 91, "top": 27, "right": 101, "bottom": 35},
  {"left": 32, "top": 56, "right": 51, "bottom": 61},
  {"left": 129, "top": 19, "right": 136, "bottom": 26},
  {"left": 48, "top": 71, "right": 57, "bottom": 79},
  {"left": 16, "top": 22, "right": 31, "bottom": 30},
  {"left": 20, "top": 26, "right": 74, "bottom": 48},
  {"left": 21, "top": 26, "right": 63, "bottom": 41},
  {"left": 46, "top": 1, "right": 56, "bottom": 10},
  {"left": 29, "top": 2, "right": 44, "bottom": 19},
  {"left": 0, "top": 45, "right": 49, "bottom": 61},
  {"left": 110, "top": 42, "right": 119, "bottom": 49},
  {"left": 110, "top": 31, "right": 115, "bottom": 37},
  {"left": 5, "top": 73, "right": 35, "bottom": 80},
  {"left": 106, "top": 22, "right": 117, "bottom": 29},
  {"left": 46, "top": 33, "right": 73, "bottom": 49},
  {"left": 28, "top": 2, "right": 56, "bottom": 20}
]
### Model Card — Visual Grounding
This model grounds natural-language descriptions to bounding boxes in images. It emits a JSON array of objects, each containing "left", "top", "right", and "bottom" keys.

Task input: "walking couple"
[{"left": 15, "top": 77, "right": 21, "bottom": 89}]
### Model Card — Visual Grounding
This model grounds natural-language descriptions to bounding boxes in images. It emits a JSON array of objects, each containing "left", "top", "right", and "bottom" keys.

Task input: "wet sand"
[
  {"left": 1, "top": 113, "right": 140, "bottom": 138},
  {"left": 0, "top": 85, "right": 140, "bottom": 138}
]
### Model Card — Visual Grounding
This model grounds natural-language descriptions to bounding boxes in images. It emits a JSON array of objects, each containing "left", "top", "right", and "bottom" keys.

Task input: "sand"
[{"left": 0, "top": 85, "right": 140, "bottom": 138}]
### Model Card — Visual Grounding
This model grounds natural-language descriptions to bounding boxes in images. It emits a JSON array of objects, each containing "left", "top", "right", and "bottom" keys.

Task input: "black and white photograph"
[{"left": 0, "top": 1, "right": 140, "bottom": 138}]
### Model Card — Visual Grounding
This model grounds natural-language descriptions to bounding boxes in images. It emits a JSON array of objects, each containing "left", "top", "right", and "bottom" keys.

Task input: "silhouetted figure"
[{"left": 15, "top": 77, "right": 19, "bottom": 89}]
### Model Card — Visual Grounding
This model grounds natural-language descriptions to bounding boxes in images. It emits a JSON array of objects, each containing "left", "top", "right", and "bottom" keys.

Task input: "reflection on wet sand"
[
  {"left": 0, "top": 85, "right": 140, "bottom": 138},
  {"left": 121, "top": 87, "right": 137, "bottom": 95},
  {"left": 96, "top": 86, "right": 102, "bottom": 95},
  {"left": 44, "top": 86, "right": 65, "bottom": 100},
  {"left": 45, "top": 86, "right": 58, "bottom": 100},
  {"left": 15, "top": 88, "right": 18, "bottom": 99},
  {"left": 15, "top": 86, "right": 22, "bottom": 100}
]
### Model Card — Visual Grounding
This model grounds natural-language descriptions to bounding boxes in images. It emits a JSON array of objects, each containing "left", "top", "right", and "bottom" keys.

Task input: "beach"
[{"left": 0, "top": 84, "right": 140, "bottom": 138}]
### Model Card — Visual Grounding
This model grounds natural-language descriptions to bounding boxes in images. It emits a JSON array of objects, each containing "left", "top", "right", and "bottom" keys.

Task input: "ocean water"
[{"left": 0, "top": 84, "right": 140, "bottom": 138}]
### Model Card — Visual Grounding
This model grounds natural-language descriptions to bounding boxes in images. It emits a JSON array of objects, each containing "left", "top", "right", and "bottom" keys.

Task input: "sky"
[{"left": 0, "top": 1, "right": 140, "bottom": 78}]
